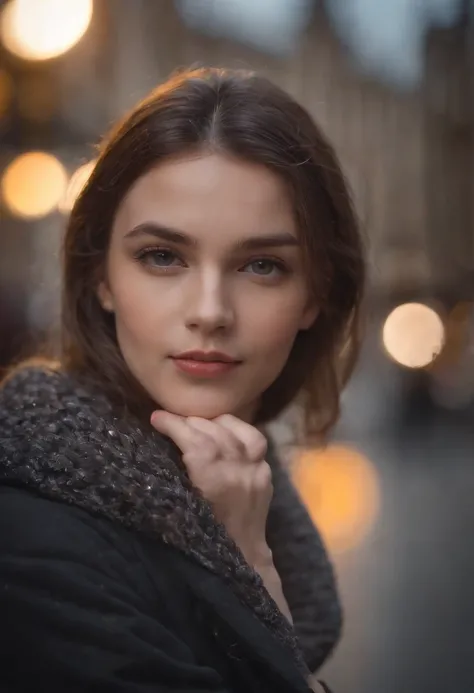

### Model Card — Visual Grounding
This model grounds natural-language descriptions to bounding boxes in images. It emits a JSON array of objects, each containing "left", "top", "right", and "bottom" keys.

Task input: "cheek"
[
  {"left": 243, "top": 303, "right": 303, "bottom": 399},
  {"left": 109, "top": 272, "right": 164, "bottom": 345},
  {"left": 242, "top": 289, "right": 308, "bottom": 354},
  {"left": 254, "top": 315, "right": 302, "bottom": 359}
]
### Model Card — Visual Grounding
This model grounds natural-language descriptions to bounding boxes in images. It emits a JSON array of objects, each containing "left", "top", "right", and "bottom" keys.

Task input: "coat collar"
[
  {"left": 0, "top": 366, "right": 307, "bottom": 674},
  {"left": 173, "top": 550, "right": 312, "bottom": 692}
]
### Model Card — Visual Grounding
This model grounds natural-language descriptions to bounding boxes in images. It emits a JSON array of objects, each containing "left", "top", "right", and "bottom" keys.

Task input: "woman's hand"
[{"left": 150, "top": 412, "right": 273, "bottom": 566}]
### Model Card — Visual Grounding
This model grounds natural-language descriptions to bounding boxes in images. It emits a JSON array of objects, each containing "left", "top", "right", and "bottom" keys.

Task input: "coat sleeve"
[
  {"left": 0, "top": 489, "right": 230, "bottom": 693},
  {"left": 265, "top": 439, "right": 343, "bottom": 673}
]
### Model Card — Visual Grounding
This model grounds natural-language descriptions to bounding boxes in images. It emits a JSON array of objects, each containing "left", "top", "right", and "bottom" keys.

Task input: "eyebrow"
[{"left": 124, "top": 222, "right": 300, "bottom": 250}]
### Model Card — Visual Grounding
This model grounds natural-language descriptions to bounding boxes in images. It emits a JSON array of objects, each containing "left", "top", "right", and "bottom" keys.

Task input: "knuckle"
[
  {"left": 249, "top": 433, "right": 267, "bottom": 461},
  {"left": 231, "top": 438, "right": 246, "bottom": 458},
  {"left": 214, "top": 414, "right": 235, "bottom": 426}
]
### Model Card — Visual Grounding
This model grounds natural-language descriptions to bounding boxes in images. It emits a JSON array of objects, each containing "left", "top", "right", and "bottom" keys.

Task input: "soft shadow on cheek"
[{"left": 260, "top": 320, "right": 303, "bottom": 355}]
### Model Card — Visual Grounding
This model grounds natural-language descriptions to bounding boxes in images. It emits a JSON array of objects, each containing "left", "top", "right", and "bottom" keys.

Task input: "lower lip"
[{"left": 172, "top": 358, "right": 239, "bottom": 378}]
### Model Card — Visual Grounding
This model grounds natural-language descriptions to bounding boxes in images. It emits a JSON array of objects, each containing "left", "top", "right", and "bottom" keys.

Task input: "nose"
[{"left": 184, "top": 268, "right": 234, "bottom": 334}]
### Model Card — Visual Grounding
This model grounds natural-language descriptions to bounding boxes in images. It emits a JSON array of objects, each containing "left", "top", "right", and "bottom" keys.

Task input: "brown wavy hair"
[{"left": 60, "top": 67, "right": 365, "bottom": 439}]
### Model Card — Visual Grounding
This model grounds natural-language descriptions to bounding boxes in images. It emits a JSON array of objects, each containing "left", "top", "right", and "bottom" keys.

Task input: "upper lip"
[{"left": 172, "top": 350, "right": 240, "bottom": 363}]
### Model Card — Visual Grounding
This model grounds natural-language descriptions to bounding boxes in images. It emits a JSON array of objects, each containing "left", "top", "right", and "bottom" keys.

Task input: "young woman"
[{"left": 0, "top": 68, "right": 364, "bottom": 692}]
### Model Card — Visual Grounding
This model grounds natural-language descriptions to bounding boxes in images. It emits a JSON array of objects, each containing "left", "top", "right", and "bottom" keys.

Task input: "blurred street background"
[{"left": 0, "top": 1, "right": 473, "bottom": 691}]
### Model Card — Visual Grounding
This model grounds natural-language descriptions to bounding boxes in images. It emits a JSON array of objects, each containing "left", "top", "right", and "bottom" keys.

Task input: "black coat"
[{"left": 0, "top": 367, "right": 340, "bottom": 692}]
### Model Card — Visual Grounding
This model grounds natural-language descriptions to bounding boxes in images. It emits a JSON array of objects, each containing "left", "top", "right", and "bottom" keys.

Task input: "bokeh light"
[
  {"left": 1, "top": 151, "right": 68, "bottom": 218},
  {"left": 1, "top": 0, "right": 93, "bottom": 61},
  {"left": 59, "top": 160, "right": 96, "bottom": 213},
  {"left": 382, "top": 302, "right": 445, "bottom": 369},
  {"left": 291, "top": 444, "right": 380, "bottom": 554}
]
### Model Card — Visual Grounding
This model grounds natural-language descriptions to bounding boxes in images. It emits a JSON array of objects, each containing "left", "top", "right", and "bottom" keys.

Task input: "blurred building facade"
[{"left": 0, "top": 2, "right": 473, "bottom": 691}]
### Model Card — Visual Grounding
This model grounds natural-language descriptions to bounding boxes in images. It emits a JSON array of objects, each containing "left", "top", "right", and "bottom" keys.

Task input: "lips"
[
  {"left": 173, "top": 350, "right": 239, "bottom": 364},
  {"left": 171, "top": 351, "right": 241, "bottom": 378}
]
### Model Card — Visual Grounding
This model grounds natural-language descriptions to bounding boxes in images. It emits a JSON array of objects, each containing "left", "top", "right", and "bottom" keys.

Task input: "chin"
[
  {"left": 154, "top": 391, "right": 246, "bottom": 421},
  {"left": 163, "top": 403, "right": 233, "bottom": 420}
]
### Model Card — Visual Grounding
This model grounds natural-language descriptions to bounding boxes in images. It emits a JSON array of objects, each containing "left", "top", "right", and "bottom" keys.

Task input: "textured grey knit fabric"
[
  {"left": 266, "top": 438, "right": 342, "bottom": 670},
  {"left": 0, "top": 366, "right": 341, "bottom": 672}
]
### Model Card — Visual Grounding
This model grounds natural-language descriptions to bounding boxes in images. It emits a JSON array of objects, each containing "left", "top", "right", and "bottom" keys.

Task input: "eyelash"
[
  {"left": 133, "top": 246, "right": 289, "bottom": 278},
  {"left": 134, "top": 247, "right": 182, "bottom": 270}
]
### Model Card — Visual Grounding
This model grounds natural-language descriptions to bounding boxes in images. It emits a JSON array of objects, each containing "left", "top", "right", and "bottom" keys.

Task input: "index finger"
[{"left": 150, "top": 411, "right": 203, "bottom": 454}]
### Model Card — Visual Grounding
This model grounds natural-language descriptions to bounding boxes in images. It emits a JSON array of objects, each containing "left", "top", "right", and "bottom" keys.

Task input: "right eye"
[{"left": 135, "top": 248, "right": 184, "bottom": 269}]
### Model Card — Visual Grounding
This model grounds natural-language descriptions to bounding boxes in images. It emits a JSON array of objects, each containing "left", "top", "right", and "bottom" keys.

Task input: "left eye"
[{"left": 242, "top": 259, "right": 282, "bottom": 276}]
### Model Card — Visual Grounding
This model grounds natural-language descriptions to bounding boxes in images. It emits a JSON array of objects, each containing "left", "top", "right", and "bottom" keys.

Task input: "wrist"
[
  {"left": 245, "top": 542, "right": 274, "bottom": 570},
  {"left": 252, "top": 554, "right": 294, "bottom": 625}
]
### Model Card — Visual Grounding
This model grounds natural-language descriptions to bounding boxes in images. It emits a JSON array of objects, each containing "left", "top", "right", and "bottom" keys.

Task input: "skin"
[
  {"left": 98, "top": 152, "right": 318, "bottom": 423},
  {"left": 151, "top": 413, "right": 327, "bottom": 692},
  {"left": 98, "top": 153, "right": 322, "bottom": 675}
]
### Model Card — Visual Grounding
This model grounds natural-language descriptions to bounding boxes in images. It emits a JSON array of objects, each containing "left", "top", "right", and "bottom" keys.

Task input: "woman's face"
[{"left": 98, "top": 152, "right": 318, "bottom": 421}]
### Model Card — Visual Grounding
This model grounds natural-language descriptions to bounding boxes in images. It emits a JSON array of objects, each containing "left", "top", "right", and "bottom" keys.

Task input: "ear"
[
  {"left": 97, "top": 280, "right": 115, "bottom": 313},
  {"left": 299, "top": 302, "right": 319, "bottom": 331}
]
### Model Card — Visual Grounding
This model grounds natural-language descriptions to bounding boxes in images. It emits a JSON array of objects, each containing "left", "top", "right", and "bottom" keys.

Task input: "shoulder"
[
  {"left": 0, "top": 485, "right": 196, "bottom": 643},
  {"left": 0, "top": 487, "right": 226, "bottom": 690},
  {"left": 0, "top": 485, "right": 129, "bottom": 551},
  {"left": 0, "top": 485, "right": 173, "bottom": 589}
]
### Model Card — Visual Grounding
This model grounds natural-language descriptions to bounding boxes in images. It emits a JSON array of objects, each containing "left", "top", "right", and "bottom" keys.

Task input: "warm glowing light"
[
  {"left": 383, "top": 302, "right": 445, "bottom": 368},
  {"left": 1, "top": 0, "right": 93, "bottom": 61},
  {"left": 1, "top": 151, "right": 68, "bottom": 218},
  {"left": 291, "top": 445, "right": 380, "bottom": 554},
  {"left": 59, "top": 160, "right": 96, "bottom": 213}
]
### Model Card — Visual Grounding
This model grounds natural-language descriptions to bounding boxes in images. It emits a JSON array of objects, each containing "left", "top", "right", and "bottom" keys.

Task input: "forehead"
[{"left": 113, "top": 153, "right": 296, "bottom": 238}]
